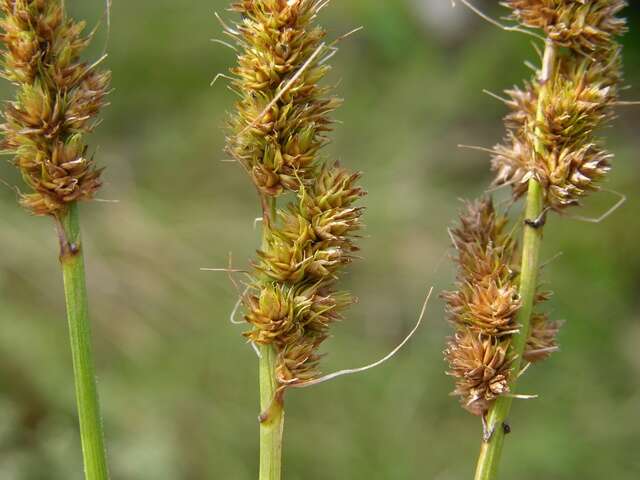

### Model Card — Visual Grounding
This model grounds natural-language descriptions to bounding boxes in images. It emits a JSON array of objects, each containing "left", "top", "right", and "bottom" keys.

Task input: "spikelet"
[
  {"left": 0, "top": 0, "right": 111, "bottom": 216},
  {"left": 225, "top": 1, "right": 365, "bottom": 387},
  {"left": 503, "top": 0, "right": 627, "bottom": 53},
  {"left": 225, "top": 0, "right": 341, "bottom": 197},
  {"left": 492, "top": 1, "right": 626, "bottom": 211},
  {"left": 445, "top": 330, "right": 512, "bottom": 416},
  {"left": 443, "top": 198, "right": 557, "bottom": 414}
]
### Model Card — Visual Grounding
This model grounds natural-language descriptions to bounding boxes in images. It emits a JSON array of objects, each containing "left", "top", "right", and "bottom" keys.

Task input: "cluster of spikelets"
[
  {"left": 444, "top": 0, "right": 627, "bottom": 415},
  {"left": 0, "top": 0, "right": 110, "bottom": 217},
  {"left": 224, "top": 0, "right": 365, "bottom": 386},
  {"left": 225, "top": 0, "right": 340, "bottom": 197},
  {"left": 492, "top": 0, "right": 626, "bottom": 211},
  {"left": 443, "top": 198, "right": 559, "bottom": 415}
]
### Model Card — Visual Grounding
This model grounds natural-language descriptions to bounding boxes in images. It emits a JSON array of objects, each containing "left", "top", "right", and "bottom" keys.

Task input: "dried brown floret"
[
  {"left": 444, "top": 281, "right": 521, "bottom": 336},
  {"left": 276, "top": 335, "right": 325, "bottom": 385},
  {"left": 524, "top": 313, "right": 562, "bottom": 362},
  {"left": 0, "top": 0, "right": 111, "bottom": 216},
  {"left": 443, "top": 198, "right": 520, "bottom": 332}
]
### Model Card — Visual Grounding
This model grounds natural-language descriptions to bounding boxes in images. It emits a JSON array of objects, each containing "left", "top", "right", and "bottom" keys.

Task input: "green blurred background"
[{"left": 0, "top": 1, "right": 639, "bottom": 478}]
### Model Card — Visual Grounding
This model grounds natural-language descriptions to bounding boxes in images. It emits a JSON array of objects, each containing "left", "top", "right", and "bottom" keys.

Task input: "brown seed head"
[
  {"left": 223, "top": 2, "right": 366, "bottom": 387},
  {"left": 444, "top": 198, "right": 559, "bottom": 414},
  {"left": 445, "top": 330, "right": 512, "bottom": 415},
  {"left": 0, "top": 0, "right": 111, "bottom": 216},
  {"left": 502, "top": 0, "right": 627, "bottom": 53}
]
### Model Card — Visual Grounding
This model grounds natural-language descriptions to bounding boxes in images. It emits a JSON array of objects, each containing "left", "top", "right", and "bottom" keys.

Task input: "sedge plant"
[
  {"left": 0, "top": 1, "right": 111, "bottom": 478},
  {"left": 444, "top": 1, "right": 627, "bottom": 479},
  {"left": 220, "top": 1, "right": 365, "bottom": 478}
]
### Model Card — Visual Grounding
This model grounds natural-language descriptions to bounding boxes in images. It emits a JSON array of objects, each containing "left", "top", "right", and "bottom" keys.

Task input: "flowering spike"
[
  {"left": 244, "top": 163, "right": 364, "bottom": 384},
  {"left": 226, "top": 0, "right": 341, "bottom": 197},
  {"left": 224, "top": 0, "right": 365, "bottom": 388},
  {"left": 443, "top": 198, "right": 557, "bottom": 414},
  {"left": 493, "top": 1, "right": 626, "bottom": 211},
  {"left": 0, "top": 0, "right": 111, "bottom": 216},
  {"left": 452, "top": 2, "right": 629, "bottom": 476}
]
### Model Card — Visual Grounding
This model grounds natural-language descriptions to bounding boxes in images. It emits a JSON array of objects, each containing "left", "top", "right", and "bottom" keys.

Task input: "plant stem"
[
  {"left": 257, "top": 196, "right": 284, "bottom": 480},
  {"left": 59, "top": 202, "right": 109, "bottom": 480},
  {"left": 259, "top": 344, "right": 284, "bottom": 480},
  {"left": 473, "top": 39, "right": 556, "bottom": 480}
]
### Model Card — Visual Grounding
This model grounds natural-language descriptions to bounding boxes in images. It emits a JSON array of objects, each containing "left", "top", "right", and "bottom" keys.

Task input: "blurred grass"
[{"left": 0, "top": 1, "right": 639, "bottom": 479}]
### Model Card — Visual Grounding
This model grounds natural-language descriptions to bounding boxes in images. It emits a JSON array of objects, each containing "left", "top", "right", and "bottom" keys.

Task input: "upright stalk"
[
  {"left": 474, "top": 40, "right": 556, "bottom": 480},
  {"left": 1, "top": 1, "right": 112, "bottom": 476},
  {"left": 259, "top": 344, "right": 284, "bottom": 480},
  {"left": 258, "top": 197, "right": 284, "bottom": 480},
  {"left": 221, "top": 3, "right": 365, "bottom": 478},
  {"left": 59, "top": 202, "right": 109, "bottom": 480}
]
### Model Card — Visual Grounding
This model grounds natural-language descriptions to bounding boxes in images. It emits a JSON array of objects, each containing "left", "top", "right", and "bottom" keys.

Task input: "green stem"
[
  {"left": 473, "top": 39, "right": 556, "bottom": 480},
  {"left": 59, "top": 202, "right": 109, "bottom": 480},
  {"left": 259, "top": 344, "right": 284, "bottom": 480},
  {"left": 257, "top": 196, "right": 284, "bottom": 480}
]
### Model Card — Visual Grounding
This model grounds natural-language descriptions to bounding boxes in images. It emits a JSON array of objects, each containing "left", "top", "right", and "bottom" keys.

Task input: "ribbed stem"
[
  {"left": 59, "top": 202, "right": 109, "bottom": 480},
  {"left": 259, "top": 344, "right": 284, "bottom": 480},
  {"left": 257, "top": 196, "right": 284, "bottom": 480},
  {"left": 473, "top": 39, "right": 556, "bottom": 480}
]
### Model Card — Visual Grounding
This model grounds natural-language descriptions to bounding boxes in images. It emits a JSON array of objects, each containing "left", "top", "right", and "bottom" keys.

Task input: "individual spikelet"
[
  {"left": 0, "top": 0, "right": 111, "bottom": 216},
  {"left": 503, "top": 0, "right": 627, "bottom": 53},
  {"left": 243, "top": 165, "right": 364, "bottom": 385},
  {"left": 225, "top": 0, "right": 341, "bottom": 197}
]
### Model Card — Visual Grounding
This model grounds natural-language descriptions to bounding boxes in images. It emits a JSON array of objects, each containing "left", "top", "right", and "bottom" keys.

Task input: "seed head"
[
  {"left": 243, "top": 165, "right": 364, "bottom": 384},
  {"left": 492, "top": 1, "right": 626, "bottom": 210},
  {"left": 503, "top": 0, "right": 627, "bottom": 54},
  {"left": 226, "top": 0, "right": 340, "bottom": 197},
  {"left": 445, "top": 330, "right": 512, "bottom": 416},
  {"left": 444, "top": 198, "right": 558, "bottom": 414},
  {"left": 224, "top": 1, "right": 366, "bottom": 386},
  {"left": 0, "top": 0, "right": 111, "bottom": 216}
]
